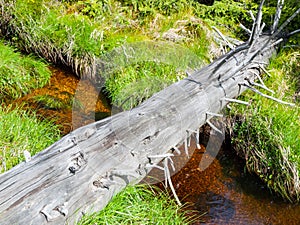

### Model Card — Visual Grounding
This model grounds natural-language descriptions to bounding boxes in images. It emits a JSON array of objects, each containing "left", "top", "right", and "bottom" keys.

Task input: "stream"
[
  {"left": 155, "top": 138, "right": 300, "bottom": 224},
  {"left": 14, "top": 67, "right": 300, "bottom": 224}
]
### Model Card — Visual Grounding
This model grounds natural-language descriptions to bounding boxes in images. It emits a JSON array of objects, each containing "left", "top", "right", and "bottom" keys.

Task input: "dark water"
[
  {"left": 151, "top": 137, "right": 300, "bottom": 225},
  {"left": 15, "top": 67, "right": 300, "bottom": 224}
]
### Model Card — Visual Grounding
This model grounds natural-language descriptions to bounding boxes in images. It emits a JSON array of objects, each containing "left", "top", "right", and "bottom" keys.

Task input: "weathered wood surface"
[{"left": 0, "top": 34, "right": 279, "bottom": 224}]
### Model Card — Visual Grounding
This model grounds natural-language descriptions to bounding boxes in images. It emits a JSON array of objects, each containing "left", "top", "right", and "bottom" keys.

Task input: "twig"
[
  {"left": 258, "top": 22, "right": 266, "bottom": 36},
  {"left": 212, "top": 26, "right": 235, "bottom": 50},
  {"left": 272, "top": 0, "right": 284, "bottom": 33},
  {"left": 206, "top": 112, "right": 223, "bottom": 117},
  {"left": 244, "top": 77, "right": 274, "bottom": 94},
  {"left": 195, "top": 129, "right": 200, "bottom": 149},
  {"left": 259, "top": 64, "right": 272, "bottom": 77},
  {"left": 254, "top": 0, "right": 265, "bottom": 38},
  {"left": 249, "top": 10, "right": 256, "bottom": 22},
  {"left": 172, "top": 146, "right": 181, "bottom": 155},
  {"left": 247, "top": 34, "right": 260, "bottom": 54},
  {"left": 243, "top": 83, "right": 295, "bottom": 106},
  {"left": 186, "top": 129, "right": 201, "bottom": 149},
  {"left": 163, "top": 158, "right": 181, "bottom": 205},
  {"left": 287, "top": 29, "right": 300, "bottom": 38},
  {"left": 206, "top": 120, "right": 223, "bottom": 134},
  {"left": 249, "top": 0, "right": 265, "bottom": 44},
  {"left": 184, "top": 137, "right": 189, "bottom": 158},
  {"left": 273, "top": 7, "right": 300, "bottom": 37},
  {"left": 168, "top": 156, "right": 176, "bottom": 172},
  {"left": 246, "top": 80, "right": 275, "bottom": 94},
  {"left": 221, "top": 97, "right": 249, "bottom": 105},
  {"left": 187, "top": 130, "right": 191, "bottom": 147},
  {"left": 261, "top": 38, "right": 283, "bottom": 53},
  {"left": 145, "top": 164, "right": 165, "bottom": 171},
  {"left": 164, "top": 162, "right": 168, "bottom": 187},
  {"left": 239, "top": 23, "right": 251, "bottom": 35},
  {"left": 252, "top": 71, "right": 267, "bottom": 88}
]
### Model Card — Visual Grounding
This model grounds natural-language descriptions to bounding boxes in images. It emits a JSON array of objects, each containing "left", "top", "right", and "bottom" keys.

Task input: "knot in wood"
[
  {"left": 68, "top": 151, "right": 87, "bottom": 174},
  {"left": 92, "top": 176, "right": 113, "bottom": 189},
  {"left": 69, "top": 166, "right": 76, "bottom": 174}
]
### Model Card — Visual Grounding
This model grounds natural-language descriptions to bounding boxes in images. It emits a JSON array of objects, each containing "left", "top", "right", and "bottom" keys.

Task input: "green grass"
[
  {"left": 231, "top": 50, "right": 300, "bottom": 202},
  {"left": 105, "top": 62, "right": 186, "bottom": 109},
  {"left": 0, "top": 41, "right": 51, "bottom": 102},
  {"left": 0, "top": 0, "right": 210, "bottom": 103},
  {"left": 78, "top": 185, "right": 194, "bottom": 225},
  {"left": 0, "top": 1, "right": 210, "bottom": 223},
  {"left": 0, "top": 106, "right": 61, "bottom": 173}
]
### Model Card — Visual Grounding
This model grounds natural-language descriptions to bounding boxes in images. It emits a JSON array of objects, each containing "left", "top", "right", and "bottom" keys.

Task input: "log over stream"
[{"left": 0, "top": 2, "right": 299, "bottom": 224}]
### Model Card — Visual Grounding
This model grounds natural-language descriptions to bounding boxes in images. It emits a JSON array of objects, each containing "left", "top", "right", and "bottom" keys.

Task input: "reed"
[{"left": 231, "top": 50, "right": 300, "bottom": 202}]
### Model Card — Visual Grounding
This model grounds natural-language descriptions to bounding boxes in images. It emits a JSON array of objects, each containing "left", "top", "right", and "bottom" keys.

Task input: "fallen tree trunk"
[
  {"left": 0, "top": 2, "right": 298, "bottom": 224},
  {"left": 0, "top": 36, "right": 276, "bottom": 224}
]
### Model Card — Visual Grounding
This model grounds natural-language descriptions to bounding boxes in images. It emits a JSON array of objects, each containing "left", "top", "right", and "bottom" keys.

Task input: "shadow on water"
[{"left": 196, "top": 191, "right": 235, "bottom": 223}]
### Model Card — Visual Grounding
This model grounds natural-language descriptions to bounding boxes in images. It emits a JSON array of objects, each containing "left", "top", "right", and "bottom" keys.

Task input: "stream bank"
[
  {"left": 7, "top": 66, "right": 300, "bottom": 224},
  {"left": 11, "top": 66, "right": 111, "bottom": 135},
  {"left": 156, "top": 137, "right": 300, "bottom": 224}
]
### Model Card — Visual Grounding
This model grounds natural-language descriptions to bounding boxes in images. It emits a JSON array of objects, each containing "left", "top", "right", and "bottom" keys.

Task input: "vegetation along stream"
[
  {"left": 8, "top": 66, "right": 300, "bottom": 224},
  {"left": 0, "top": 0, "right": 299, "bottom": 224},
  {"left": 155, "top": 135, "right": 300, "bottom": 224}
]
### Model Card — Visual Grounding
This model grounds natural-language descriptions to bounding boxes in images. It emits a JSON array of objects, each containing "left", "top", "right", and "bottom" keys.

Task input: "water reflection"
[{"left": 196, "top": 191, "right": 235, "bottom": 223}]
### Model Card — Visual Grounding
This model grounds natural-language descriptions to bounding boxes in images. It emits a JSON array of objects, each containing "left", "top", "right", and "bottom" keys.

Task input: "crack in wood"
[
  {"left": 40, "top": 202, "right": 68, "bottom": 222},
  {"left": 142, "top": 130, "right": 160, "bottom": 145},
  {"left": 68, "top": 151, "right": 87, "bottom": 175}
]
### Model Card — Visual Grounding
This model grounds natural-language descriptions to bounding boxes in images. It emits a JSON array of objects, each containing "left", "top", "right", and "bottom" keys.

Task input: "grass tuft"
[
  {"left": 31, "top": 94, "right": 77, "bottom": 110},
  {"left": 231, "top": 50, "right": 300, "bottom": 202},
  {"left": 0, "top": 106, "right": 61, "bottom": 173},
  {"left": 78, "top": 184, "right": 194, "bottom": 225},
  {"left": 105, "top": 62, "right": 186, "bottom": 109},
  {"left": 0, "top": 41, "right": 51, "bottom": 102}
]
